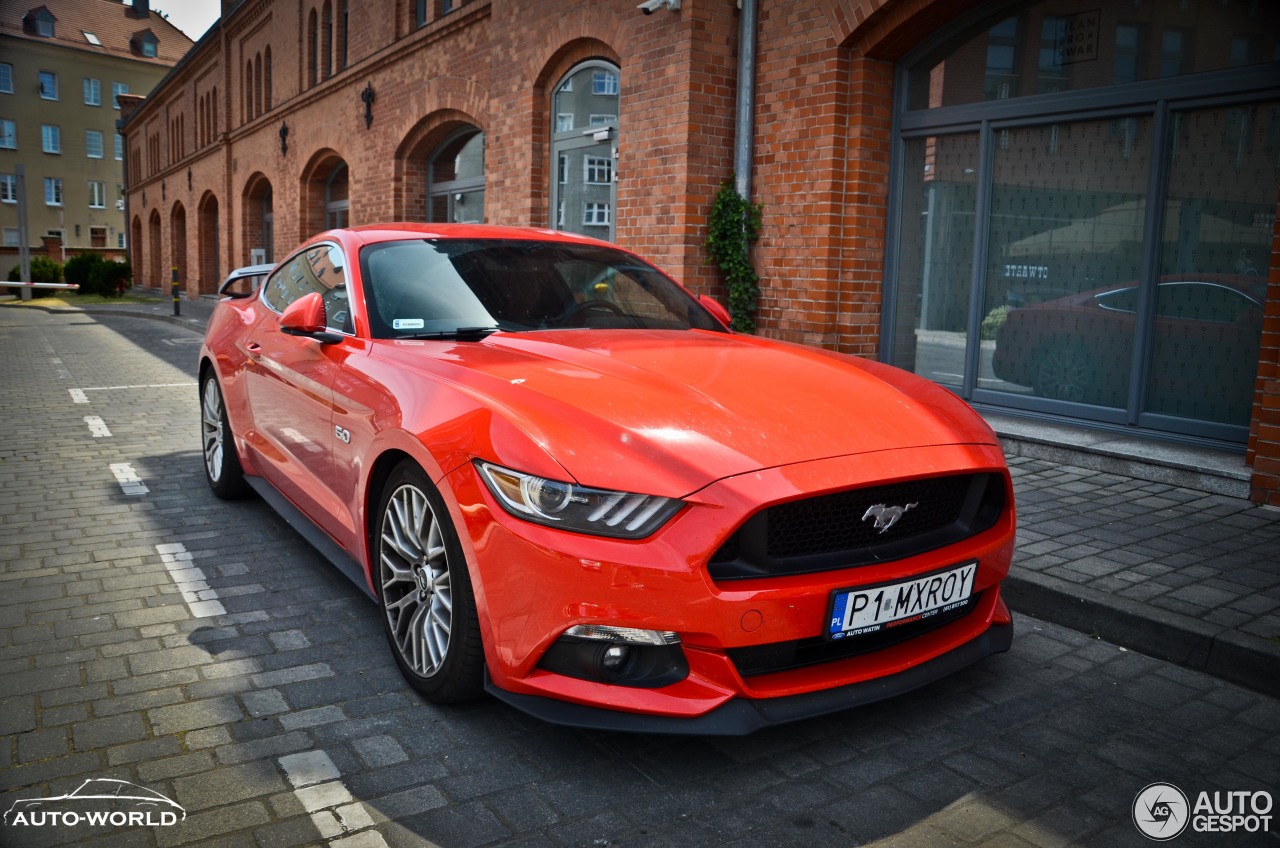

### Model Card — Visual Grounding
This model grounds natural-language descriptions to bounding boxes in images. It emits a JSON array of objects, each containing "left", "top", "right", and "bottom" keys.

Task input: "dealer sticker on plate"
[{"left": 827, "top": 562, "right": 977, "bottom": 640}]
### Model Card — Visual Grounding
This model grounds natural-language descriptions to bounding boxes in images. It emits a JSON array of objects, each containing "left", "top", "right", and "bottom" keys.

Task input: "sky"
[{"left": 150, "top": 0, "right": 224, "bottom": 41}]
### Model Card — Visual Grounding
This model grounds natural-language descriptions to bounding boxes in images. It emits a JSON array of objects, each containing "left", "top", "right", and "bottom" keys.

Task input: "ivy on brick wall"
[{"left": 705, "top": 178, "right": 763, "bottom": 333}]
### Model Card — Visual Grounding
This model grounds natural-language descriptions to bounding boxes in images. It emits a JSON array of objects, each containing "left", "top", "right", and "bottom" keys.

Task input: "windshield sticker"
[{"left": 392, "top": 319, "right": 425, "bottom": 330}]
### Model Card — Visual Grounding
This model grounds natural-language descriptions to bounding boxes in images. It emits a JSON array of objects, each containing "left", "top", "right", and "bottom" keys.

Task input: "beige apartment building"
[{"left": 0, "top": 0, "right": 190, "bottom": 267}]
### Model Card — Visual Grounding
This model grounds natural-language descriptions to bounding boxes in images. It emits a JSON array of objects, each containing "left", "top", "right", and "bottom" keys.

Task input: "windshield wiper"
[{"left": 396, "top": 326, "right": 501, "bottom": 341}]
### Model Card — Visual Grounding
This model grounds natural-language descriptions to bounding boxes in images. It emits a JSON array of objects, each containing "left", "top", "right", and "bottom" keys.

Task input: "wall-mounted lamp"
[
  {"left": 361, "top": 83, "right": 376, "bottom": 129},
  {"left": 279, "top": 122, "right": 289, "bottom": 155}
]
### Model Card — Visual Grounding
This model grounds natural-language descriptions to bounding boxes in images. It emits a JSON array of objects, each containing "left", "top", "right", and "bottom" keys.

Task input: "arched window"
[
  {"left": 321, "top": 1, "right": 333, "bottom": 81},
  {"left": 428, "top": 129, "right": 484, "bottom": 223},
  {"left": 307, "top": 10, "right": 318, "bottom": 87},
  {"left": 338, "top": 1, "right": 348, "bottom": 70},
  {"left": 254, "top": 54, "right": 262, "bottom": 118},
  {"left": 264, "top": 47, "right": 273, "bottom": 110},
  {"left": 550, "top": 61, "right": 619, "bottom": 242}
]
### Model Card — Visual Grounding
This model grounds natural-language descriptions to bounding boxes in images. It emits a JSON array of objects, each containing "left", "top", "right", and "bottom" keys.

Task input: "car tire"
[
  {"left": 200, "top": 372, "right": 250, "bottom": 499},
  {"left": 1032, "top": 340, "right": 1095, "bottom": 404},
  {"left": 375, "top": 462, "right": 484, "bottom": 703}
]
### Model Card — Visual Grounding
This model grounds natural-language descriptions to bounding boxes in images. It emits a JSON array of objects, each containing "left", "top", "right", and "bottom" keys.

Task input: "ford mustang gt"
[{"left": 199, "top": 223, "right": 1015, "bottom": 734}]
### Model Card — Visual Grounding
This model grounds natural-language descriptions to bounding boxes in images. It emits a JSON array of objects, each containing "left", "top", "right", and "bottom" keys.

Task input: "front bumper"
[
  {"left": 485, "top": 621, "right": 1013, "bottom": 735},
  {"left": 446, "top": 442, "right": 1017, "bottom": 726}
]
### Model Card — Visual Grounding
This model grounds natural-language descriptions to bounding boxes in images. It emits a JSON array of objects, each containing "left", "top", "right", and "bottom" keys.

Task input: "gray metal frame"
[{"left": 882, "top": 0, "right": 1280, "bottom": 446}]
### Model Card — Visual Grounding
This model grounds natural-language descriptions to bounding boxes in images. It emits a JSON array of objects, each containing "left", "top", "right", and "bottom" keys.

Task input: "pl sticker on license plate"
[{"left": 827, "top": 562, "right": 977, "bottom": 640}]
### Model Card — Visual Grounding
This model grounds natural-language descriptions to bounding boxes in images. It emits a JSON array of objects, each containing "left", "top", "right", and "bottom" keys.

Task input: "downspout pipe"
[{"left": 734, "top": 0, "right": 757, "bottom": 202}]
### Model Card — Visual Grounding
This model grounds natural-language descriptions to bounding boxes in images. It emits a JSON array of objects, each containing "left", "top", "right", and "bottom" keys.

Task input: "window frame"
[
  {"left": 83, "top": 77, "right": 101, "bottom": 106},
  {"left": 39, "top": 71, "right": 58, "bottom": 101},
  {"left": 85, "top": 130, "right": 104, "bottom": 159},
  {"left": 44, "top": 177, "right": 63, "bottom": 206},
  {"left": 41, "top": 124, "right": 61, "bottom": 154}
]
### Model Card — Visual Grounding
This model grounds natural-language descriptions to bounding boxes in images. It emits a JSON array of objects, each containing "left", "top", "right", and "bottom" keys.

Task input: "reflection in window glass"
[
  {"left": 428, "top": 129, "right": 484, "bottom": 223},
  {"left": 551, "top": 63, "right": 619, "bottom": 241},
  {"left": 985, "top": 118, "right": 1151, "bottom": 407},
  {"left": 1145, "top": 102, "right": 1274, "bottom": 426},
  {"left": 891, "top": 134, "right": 978, "bottom": 387},
  {"left": 907, "top": 0, "right": 1279, "bottom": 111}
]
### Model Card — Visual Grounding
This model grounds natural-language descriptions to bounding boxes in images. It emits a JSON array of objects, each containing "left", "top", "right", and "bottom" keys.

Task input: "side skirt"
[{"left": 245, "top": 477, "right": 377, "bottom": 602}]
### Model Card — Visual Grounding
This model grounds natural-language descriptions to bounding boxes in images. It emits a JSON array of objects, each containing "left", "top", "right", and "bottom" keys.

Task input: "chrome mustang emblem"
[{"left": 862, "top": 502, "right": 918, "bottom": 534}]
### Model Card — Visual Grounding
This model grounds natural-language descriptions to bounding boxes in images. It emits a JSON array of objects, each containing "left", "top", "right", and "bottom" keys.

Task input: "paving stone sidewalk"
[{"left": 7, "top": 290, "right": 1280, "bottom": 698}]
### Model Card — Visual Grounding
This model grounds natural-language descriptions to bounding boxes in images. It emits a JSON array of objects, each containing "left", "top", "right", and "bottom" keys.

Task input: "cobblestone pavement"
[{"left": 1, "top": 305, "right": 1277, "bottom": 848}]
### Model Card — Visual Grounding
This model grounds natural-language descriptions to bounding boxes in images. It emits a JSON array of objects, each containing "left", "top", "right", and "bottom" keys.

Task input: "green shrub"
[
  {"left": 981, "top": 305, "right": 1010, "bottom": 341},
  {"left": 88, "top": 259, "right": 132, "bottom": 297},
  {"left": 5, "top": 256, "right": 62, "bottom": 296},
  {"left": 65, "top": 252, "right": 107, "bottom": 291}
]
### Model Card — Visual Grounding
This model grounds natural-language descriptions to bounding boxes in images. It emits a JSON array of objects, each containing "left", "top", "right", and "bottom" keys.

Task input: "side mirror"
[
  {"left": 698, "top": 295, "right": 732, "bottom": 328},
  {"left": 280, "top": 292, "right": 342, "bottom": 343}
]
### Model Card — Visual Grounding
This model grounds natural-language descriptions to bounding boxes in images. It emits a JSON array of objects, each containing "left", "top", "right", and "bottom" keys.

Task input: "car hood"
[{"left": 376, "top": 329, "right": 998, "bottom": 497}]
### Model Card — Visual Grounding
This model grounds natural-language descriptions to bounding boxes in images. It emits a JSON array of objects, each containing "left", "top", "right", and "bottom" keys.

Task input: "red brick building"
[{"left": 120, "top": 0, "right": 1280, "bottom": 503}]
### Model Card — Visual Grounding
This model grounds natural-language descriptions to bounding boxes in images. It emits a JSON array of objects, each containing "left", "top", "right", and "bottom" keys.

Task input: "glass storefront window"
[
  {"left": 1145, "top": 102, "right": 1275, "bottom": 426},
  {"left": 983, "top": 117, "right": 1151, "bottom": 408},
  {"left": 908, "top": 0, "right": 1279, "bottom": 110},
  {"left": 891, "top": 134, "right": 979, "bottom": 387}
]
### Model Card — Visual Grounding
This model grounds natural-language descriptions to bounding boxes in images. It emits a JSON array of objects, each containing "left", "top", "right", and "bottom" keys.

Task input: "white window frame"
[
  {"left": 44, "top": 177, "right": 63, "bottom": 206},
  {"left": 83, "top": 77, "right": 101, "bottom": 106},
  {"left": 1, "top": 173, "right": 16, "bottom": 203},
  {"left": 558, "top": 154, "right": 569, "bottom": 184},
  {"left": 584, "top": 156, "right": 612, "bottom": 185},
  {"left": 0, "top": 63, "right": 13, "bottom": 94},
  {"left": 556, "top": 113, "right": 574, "bottom": 132},
  {"left": 583, "top": 202, "right": 611, "bottom": 226},
  {"left": 114, "top": 134, "right": 123, "bottom": 160},
  {"left": 589, "top": 114, "right": 617, "bottom": 127},
  {"left": 112, "top": 82, "right": 129, "bottom": 109},
  {"left": 592, "top": 71, "right": 619, "bottom": 96},
  {"left": 3, "top": 227, "right": 18, "bottom": 247},
  {"left": 0, "top": 119, "right": 15, "bottom": 149},
  {"left": 41, "top": 124, "right": 61, "bottom": 154},
  {"left": 85, "top": 130, "right": 104, "bottom": 159},
  {"left": 39, "top": 71, "right": 58, "bottom": 100},
  {"left": 88, "top": 180, "right": 106, "bottom": 208}
]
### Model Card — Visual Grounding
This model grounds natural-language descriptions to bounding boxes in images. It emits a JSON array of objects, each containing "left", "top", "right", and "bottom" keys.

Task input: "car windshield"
[{"left": 359, "top": 238, "right": 725, "bottom": 338}]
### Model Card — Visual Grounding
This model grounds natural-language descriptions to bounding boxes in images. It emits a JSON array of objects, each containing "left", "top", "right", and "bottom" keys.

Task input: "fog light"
[
  {"left": 538, "top": 626, "right": 689, "bottom": 688},
  {"left": 598, "top": 644, "right": 630, "bottom": 674}
]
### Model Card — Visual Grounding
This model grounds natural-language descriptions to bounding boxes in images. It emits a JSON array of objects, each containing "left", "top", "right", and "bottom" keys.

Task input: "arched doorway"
[
  {"left": 147, "top": 209, "right": 162, "bottom": 289},
  {"left": 243, "top": 175, "right": 274, "bottom": 264},
  {"left": 300, "top": 152, "right": 349, "bottom": 236},
  {"left": 198, "top": 192, "right": 220, "bottom": 294},
  {"left": 170, "top": 203, "right": 187, "bottom": 291}
]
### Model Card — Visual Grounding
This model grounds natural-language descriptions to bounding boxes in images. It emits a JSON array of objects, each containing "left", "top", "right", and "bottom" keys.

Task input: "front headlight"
[{"left": 476, "top": 461, "right": 682, "bottom": 539}]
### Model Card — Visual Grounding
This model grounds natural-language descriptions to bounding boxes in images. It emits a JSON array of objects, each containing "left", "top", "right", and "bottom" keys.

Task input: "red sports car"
[{"left": 199, "top": 224, "right": 1015, "bottom": 734}]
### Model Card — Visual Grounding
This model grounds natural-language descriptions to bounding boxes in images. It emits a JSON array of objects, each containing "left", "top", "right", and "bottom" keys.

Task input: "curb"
[
  {"left": 1, "top": 300, "right": 209, "bottom": 332},
  {"left": 1003, "top": 572, "right": 1280, "bottom": 698}
]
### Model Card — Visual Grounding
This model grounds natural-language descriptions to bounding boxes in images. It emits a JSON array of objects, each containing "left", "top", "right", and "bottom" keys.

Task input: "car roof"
[{"left": 321, "top": 223, "right": 621, "bottom": 251}]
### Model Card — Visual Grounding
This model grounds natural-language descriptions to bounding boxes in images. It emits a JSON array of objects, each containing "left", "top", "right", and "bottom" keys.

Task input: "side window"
[{"left": 262, "top": 243, "right": 352, "bottom": 333}]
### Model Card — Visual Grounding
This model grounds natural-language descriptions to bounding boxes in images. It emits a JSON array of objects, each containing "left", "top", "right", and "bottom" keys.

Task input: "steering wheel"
[{"left": 559, "top": 299, "right": 626, "bottom": 326}]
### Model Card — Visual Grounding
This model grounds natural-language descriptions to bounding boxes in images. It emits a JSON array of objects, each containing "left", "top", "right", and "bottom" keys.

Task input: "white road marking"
[
  {"left": 156, "top": 542, "right": 226, "bottom": 618},
  {"left": 109, "top": 462, "right": 149, "bottom": 496},
  {"left": 278, "top": 751, "right": 387, "bottom": 845},
  {"left": 161, "top": 337, "right": 204, "bottom": 346},
  {"left": 69, "top": 388, "right": 89, "bottom": 403},
  {"left": 81, "top": 382, "right": 197, "bottom": 391},
  {"left": 84, "top": 415, "right": 112, "bottom": 437}
]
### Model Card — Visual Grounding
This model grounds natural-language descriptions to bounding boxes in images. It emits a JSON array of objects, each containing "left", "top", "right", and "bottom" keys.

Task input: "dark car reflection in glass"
[{"left": 991, "top": 276, "right": 1264, "bottom": 425}]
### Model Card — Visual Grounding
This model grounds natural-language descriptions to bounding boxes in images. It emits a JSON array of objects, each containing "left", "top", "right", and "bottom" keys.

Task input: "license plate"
[{"left": 827, "top": 562, "right": 977, "bottom": 640}]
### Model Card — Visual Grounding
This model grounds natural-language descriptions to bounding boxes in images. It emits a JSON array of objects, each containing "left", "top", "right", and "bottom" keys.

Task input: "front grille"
[
  {"left": 707, "top": 472, "right": 1005, "bottom": 581},
  {"left": 727, "top": 591, "right": 982, "bottom": 677}
]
